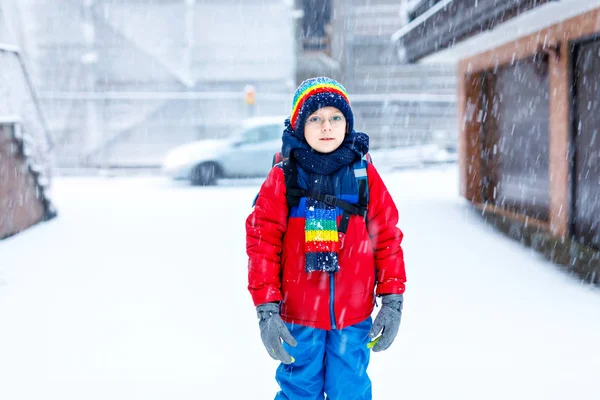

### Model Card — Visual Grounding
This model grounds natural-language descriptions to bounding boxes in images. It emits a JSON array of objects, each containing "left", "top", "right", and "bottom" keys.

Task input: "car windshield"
[
  {"left": 227, "top": 123, "right": 283, "bottom": 145},
  {"left": 227, "top": 126, "right": 247, "bottom": 143}
]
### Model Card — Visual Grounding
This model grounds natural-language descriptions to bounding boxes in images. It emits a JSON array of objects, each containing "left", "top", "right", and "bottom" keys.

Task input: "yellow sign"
[{"left": 244, "top": 85, "right": 256, "bottom": 105}]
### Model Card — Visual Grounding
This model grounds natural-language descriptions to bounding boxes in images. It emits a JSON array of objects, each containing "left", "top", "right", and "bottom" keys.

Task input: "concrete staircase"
[
  {"left": 323, "top": 0, "right": 459, "bottom": 151},
  {"left": 350, "top": 63, "right": 458, "bottom": 150}
]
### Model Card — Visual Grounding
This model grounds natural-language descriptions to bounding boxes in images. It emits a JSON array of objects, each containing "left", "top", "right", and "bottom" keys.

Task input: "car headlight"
[{"left": 163, "top": 150, "right": 192, "bottom": 170}]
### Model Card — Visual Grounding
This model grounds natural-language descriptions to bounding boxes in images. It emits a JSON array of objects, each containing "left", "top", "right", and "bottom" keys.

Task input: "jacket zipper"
[{"left": 329, "top": 272, "right": 337, "bottom": 330}]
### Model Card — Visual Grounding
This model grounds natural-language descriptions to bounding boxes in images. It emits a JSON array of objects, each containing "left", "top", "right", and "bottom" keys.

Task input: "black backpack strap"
[
  {"left": 281, "top": 156, "right": 369, "bottom": 235},
  {"left": 272, "top": 151, "right": 285, "bottom": 167},
  {"left": 338, "top": 212, "right": 352, "bottom": 234},
  {"left": 304, "top": 191, "right": 366, "bottom": 235},
  {"left": 306, "top": 192, "right": 368, "bottom": 218},
  {"left": 281, "top": 157, "right": 305, "bottom": 209}
]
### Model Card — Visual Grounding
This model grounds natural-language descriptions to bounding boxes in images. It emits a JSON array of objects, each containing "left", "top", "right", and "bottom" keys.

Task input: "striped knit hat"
[{"left": 290, "top": 77, "right": 354, "bottom": 137}]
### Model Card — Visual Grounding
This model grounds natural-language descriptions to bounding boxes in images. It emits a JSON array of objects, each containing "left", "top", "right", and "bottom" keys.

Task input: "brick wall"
[{"left": 0, "top": 124, "right": 45, "bottom": 239}]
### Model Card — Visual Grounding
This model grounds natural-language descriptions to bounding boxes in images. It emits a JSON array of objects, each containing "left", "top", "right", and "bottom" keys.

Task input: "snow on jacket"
[{"left": 246, "top": 162, "right": 406, "bottom": 330}]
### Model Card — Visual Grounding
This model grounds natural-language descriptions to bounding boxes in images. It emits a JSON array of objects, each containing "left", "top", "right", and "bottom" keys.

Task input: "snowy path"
[{"left": 1, "top": 165, "right": 599, "bottom": 400}]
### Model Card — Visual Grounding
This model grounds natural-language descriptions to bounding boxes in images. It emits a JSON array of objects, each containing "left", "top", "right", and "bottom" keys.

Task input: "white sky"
[{"left": 1, "top": 165, "right": 600, "bottom": 399}]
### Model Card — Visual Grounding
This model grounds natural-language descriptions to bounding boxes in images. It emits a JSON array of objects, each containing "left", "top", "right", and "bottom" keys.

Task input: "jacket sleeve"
[
  {"left": 246, "top": 166, "right": 289, "bottom": 306},
  {"left": 366, "top": 163, "right": 406, "bottom": 296}
]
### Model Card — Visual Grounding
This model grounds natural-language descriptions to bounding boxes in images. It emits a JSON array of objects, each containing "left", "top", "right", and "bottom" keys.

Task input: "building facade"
[
  {"left": 7, "top": 0, "right": 297, "bottom": 168},
  {"left": 296, "top": 0, "right": 458, "bottom": 151},
  {"left": 394, "top": 0, "right": 600, "bottom": 281}
]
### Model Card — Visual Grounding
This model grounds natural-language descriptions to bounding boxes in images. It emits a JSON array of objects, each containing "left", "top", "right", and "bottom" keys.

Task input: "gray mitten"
[
  {"left": 257, "top": 302, "right": 297, "bottom": 364},
  {"left": 369, "top": 294, "right": 403, "bottom": 352}
]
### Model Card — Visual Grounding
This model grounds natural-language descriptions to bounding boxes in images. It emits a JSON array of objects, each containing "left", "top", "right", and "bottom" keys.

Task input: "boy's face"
[{"left": 303, "top": 106, "right": 346, "bottom": 154}]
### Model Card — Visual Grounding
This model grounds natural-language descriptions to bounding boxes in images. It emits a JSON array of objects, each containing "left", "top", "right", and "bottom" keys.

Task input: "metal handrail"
[{"left": 0, "top": 46, "right": 54, "bottom": 149}]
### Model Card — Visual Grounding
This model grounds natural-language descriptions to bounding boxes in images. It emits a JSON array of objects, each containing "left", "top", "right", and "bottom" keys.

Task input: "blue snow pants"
[{"left": 274, "top": 317, "right": 372, "bottom": 400}]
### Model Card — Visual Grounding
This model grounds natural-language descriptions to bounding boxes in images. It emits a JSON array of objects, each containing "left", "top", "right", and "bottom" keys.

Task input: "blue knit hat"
[{"left": 290, "top": 77, "right": 354, "bottom": 137}]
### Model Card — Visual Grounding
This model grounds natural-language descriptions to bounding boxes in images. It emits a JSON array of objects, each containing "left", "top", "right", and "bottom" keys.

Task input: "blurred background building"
[
  {"left": 4, "top": 0, "right": 296, "bottom": 168},
  {"left": 1, "top": 0, "right": 458, "bottom": 170},
  {"left": 392, "top": 0, "right": 600, "bottom": 280},
  {"left": 297, "top": 0, "right": 458, "bottom": 153}
]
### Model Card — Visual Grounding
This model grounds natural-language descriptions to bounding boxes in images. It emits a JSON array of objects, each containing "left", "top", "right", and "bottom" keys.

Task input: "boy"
[{"left": 246, "top": 77, "right": 406, "bottom": 400}]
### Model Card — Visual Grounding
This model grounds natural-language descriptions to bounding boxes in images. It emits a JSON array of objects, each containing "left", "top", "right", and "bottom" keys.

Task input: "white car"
[{"left": 162, "top": 115, "right": 287, "bottom": 185}]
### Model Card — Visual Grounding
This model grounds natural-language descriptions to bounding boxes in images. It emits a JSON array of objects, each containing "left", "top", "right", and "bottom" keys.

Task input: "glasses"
[{"left": 305, "top": 115, "right": 346, "bottom": 127}]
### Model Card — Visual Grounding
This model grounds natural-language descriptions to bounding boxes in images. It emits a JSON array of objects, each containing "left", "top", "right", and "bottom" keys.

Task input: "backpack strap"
[
  {"left": 253, "top": 153, "right": 299, "bottom": 208},
  {"left": 306, "top": 192, "right": 367, "bottom": 218},
  {"left": 279, "top": 154, "right": 370, "bottom": 234},
  {"left": 280, "top": 157, "right": 304, "bottom": 208},
  {"left": 272, "top": 151, "right": 285, "bottom": 167}
]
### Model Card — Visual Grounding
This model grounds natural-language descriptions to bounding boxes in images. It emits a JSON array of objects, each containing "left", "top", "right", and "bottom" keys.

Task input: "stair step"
[
  {"left": 354, "top": 67, "right": 456, "bottom": 79},
  {"left": 354, "top": 108, "right": 457, "bottom": 118},
  {"left": 351, "top": 4, "right": 404, "bottom": 15},
  {"left": 352, "top": 85, "right": 456, "bottom": 94},
  {"left": 355, "top": 116, "right": 457, "bottom": 125},
  {"left": 355, "top": 75, "right": 456, "bottom": 84},
  {"left": 355, "top": 118, "right": 457, "bottom": 128},
  {"left": 354, "top": 108, "right": 458, "bottom": 118},
  {"left": 354, "top": 103, "right": 457, "bottom": 112}
]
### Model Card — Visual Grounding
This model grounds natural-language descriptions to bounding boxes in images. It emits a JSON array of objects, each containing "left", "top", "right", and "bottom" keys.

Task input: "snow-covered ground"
[{"left": 1, "top": 165, "right": 600, "bottom": 400}]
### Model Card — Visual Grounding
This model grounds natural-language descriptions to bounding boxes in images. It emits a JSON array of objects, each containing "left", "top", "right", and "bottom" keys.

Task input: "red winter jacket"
[{"left": 246, "top": 162, "right": 406, "bottom": 330}]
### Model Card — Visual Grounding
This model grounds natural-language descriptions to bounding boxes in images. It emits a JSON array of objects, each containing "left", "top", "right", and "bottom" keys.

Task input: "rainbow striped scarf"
[{"left": 304, "top": 197, "right": 339, "bottom": 273}]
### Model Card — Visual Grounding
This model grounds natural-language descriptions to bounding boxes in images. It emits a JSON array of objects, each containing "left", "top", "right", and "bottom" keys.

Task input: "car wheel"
[{"left": 190, "top": 162, "right": 219, "bottom": 186}]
